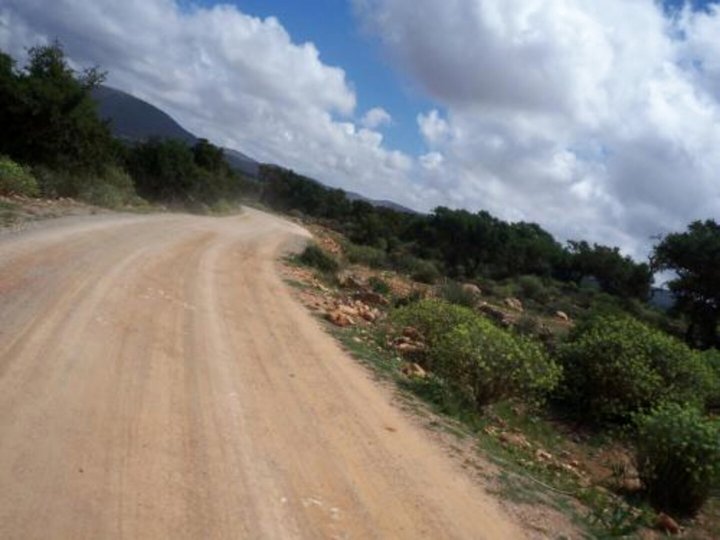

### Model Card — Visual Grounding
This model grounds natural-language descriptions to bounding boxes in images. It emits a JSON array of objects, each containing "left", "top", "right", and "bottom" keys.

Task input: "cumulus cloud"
[
  {"left": 361, "top": 107, "right": 392, "bottom": 129},
  {"left": 356, "top": 0, "right": 720, "bottom": 257},
  {"left": 0, "top": 0, "right": 417, "bottom": 204}
]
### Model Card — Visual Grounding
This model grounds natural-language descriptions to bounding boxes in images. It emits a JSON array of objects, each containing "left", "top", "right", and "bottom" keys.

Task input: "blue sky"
[{"left": 225, "top": 0, "right": 432, "bottom": 155}]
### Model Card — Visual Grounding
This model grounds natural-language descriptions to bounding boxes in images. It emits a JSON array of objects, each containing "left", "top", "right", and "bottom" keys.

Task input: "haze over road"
[{"left": 0, "top": 208, "right": 522, "bottom": 539}]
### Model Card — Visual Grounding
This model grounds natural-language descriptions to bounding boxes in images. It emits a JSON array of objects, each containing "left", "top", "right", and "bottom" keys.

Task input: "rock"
[
  {"left": 504, "top": 297, "right": 524, "bottom": 312},
  {"left": 555, "top": 310, "right": 570, "bottom": 322},
  {"left": 478, "top": 302, "right": 505, "bottom": 321},
  {"left": 396, "top": 342, "right": 424, "bottom": 354},
  {"left": 462, "top": 283, "right": 482, "bottom": 296},
  {"left": 535, "top": 449, "right": 553, "bottom": 462},
  {"left": 326, "top": 311, "right": 353, "bottom": 327},
  {"left": 338, "top": 271, "right": 364, "bottom": 289},
  {"left": 360, "top": 309, "right": 376, "bottom": 323},
  {"left": 655, "top": 513, "right": 680, "bottom": 535},
  {"left": 400, "top": 362, "right": 427, "bottom": 378},
  {"left": 337, "top": 304, "right": 359, "bottom": 317},
  {"left": 498, "top": 431, "right": 532, "bottom": 450},
  {"left": 620, "top": 477, "right": 642, "bottom": 494},
  {"left": 353, "top": 290, "right": 389, "bottom": 306},
  {"left": 402, "top": 326, "right": 423, "bottom": 341}
]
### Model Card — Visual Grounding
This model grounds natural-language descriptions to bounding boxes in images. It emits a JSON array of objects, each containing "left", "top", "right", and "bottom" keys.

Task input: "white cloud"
[
  {"left": 0, "top": 0, "right": 416, "bottom": 204},
  {"left": 417, "top": 110, "right": 450, "bottom": 146},
  {"left": 419, "top": 152, "right": 444, "bottom": 170},
  {"left": 356, "top": 0, "right": 720, "bottom": 257},
  {"left": 361, "top": 107, "right": 392, "bottom": 129}
]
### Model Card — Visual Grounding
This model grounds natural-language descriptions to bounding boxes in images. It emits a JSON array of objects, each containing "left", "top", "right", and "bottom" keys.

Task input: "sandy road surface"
[{"left": 0, "top": 208, "right": 523, "bottom": 539}]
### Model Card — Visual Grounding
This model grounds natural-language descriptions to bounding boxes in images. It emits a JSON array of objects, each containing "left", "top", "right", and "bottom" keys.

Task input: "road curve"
[{"left": 0, "top": 208, "right": 523, "bottom": 539}]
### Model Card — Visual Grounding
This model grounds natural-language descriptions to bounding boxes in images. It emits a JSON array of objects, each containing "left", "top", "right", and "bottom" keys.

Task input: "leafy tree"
[
  {"left": 563, "top": 240, "right": 652, "bottom": 300},
  {"left": 126, "top": 138, "right": 200, "bottom": 202},
  {"left": 653, "top": 220, "right": 720, "bottom": 348},
  {"left": 0, "top": 42, "right": 113, "bottom": 172}
]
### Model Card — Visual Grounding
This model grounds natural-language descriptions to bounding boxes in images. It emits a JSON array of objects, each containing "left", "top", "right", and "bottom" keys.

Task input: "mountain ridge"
[{"left": 91, "top": 85, "right": 416, "bottom": 213}]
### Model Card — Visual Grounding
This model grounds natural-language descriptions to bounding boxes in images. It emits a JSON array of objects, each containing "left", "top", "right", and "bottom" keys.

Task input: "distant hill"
[
  {"left": 91, "top": 85, "right": 415, "bottom": 211},
  {"left": 92, "top": 86, "right": 197, "bottom": 145},
  {"left": 345, "top": 191, "right": 417, "bottom": 214},
  {"left": 91, "top": 85, "right": 260, "bottom": 177}
]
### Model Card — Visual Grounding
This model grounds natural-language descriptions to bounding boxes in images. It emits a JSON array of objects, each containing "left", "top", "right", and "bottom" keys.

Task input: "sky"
[{"left": 1, "top": 0, "right": 720, "bottom": 260}]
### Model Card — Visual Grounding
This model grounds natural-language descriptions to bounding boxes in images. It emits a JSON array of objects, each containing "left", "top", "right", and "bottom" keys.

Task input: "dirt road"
[{"left": 0, "top": 208, "right": 523, "bottom": 539}]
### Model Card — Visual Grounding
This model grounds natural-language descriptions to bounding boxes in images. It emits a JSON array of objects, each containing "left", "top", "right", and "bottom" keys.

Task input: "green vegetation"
[
  {"left": 393, "top": 300, "right": 561, "bottom": 407},
  {"left": 343, "top": 241, "right": 387, "bottom": 268},
  {"left": 297, "top": 244, "right": 339, "bottom": 273},
  {"left": 557, "top": 314, "right": 715, "bottom": 423},
  {"left": 0, "top": 156, "right": 39, "bottom": 197},
  {"left": 0, "top": 43, "right": 256, "bottom": 211},
  {"left": 653, "top": 219, "right": 720, "bottom": 349},
  {"left": 634, "top": 403, "right": 720, "bottom": 516},
  {"left": 439, "top": 281, "right": 480, "bottom": 308},
  {"left": 259, "top": 165, "right": 653, "bottom": 305},
  {"left": 368, "top": 276, "right": 391, "bottom": 295}
]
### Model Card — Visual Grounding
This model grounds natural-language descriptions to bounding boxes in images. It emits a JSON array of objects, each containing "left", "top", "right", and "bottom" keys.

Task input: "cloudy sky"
[{"left": 2, "top": 0, "right": 720, "bottom": 258}]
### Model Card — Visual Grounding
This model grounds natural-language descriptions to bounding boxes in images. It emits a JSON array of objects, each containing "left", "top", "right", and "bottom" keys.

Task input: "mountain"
[
  {"left": 92, "top": 86, "right": 197, "bottom": 145},
  {"left": 223, "top": 148, "right": 260, "bottom": 179},
  {"left": 91, "top": 85, "right": 415, "bottom": 211},
  {"left": 92, "top": 85, "right": 260, "bottom": 177},
  {"left": 345, "top": 191, "right": 417, "bottom": 214}
]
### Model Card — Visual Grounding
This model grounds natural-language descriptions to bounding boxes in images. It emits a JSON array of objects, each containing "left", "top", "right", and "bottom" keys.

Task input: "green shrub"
[
  {"left": 700, "top": 349, "right": 720, "bottom": 410},
  {"left": 393, "top": 300, "right": 561, "bottom": 406},
  {"left": 368, "top": 276, "right": 391, "bottom": 295},
  {"left": 634, "top": 403, "right": 720, "bottom": 516},
  {"left": 515, "top": 314, "right": 540, "bottom": 336},
  {"left": 515, "top": 275, "right": 551, "bottom": 304},
  {"left": 343, "top": 242, "right": 387, "bottom": 268},
  {"left": 433, "top": 317, "right": 561, "bottom": 407},
  {"left": 298, "top": 244, "right": 339, "bottom": 273},
  {"left": 410, "top": 260, "right": 441, "bottom": 284},
  {"left": 438, "top": 281, "right": 479, "bottom": 308},
  {"left": 78, "top": 166, "right": 140, "bottom": 208},
  {"left": 392, "top": 299, "right": 478, "bottom": 354},
  {"left": 0, "top": 156, "right": 39, "bottom": 197},
  {"left": 557, "top": 315, "right": 714, "bottom": 423},
  {"left": 388, "top": 253, "right": 441, "bottom": 283}
]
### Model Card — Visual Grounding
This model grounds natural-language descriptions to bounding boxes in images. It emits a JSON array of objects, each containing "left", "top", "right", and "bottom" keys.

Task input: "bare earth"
[{"left": 0, "top": 208, "right": 524, "bottom": 539}]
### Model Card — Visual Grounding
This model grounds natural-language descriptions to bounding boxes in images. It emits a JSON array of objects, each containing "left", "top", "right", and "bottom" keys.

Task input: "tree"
[
  {"left": 563, "top": 240, "right": 652, "bottom": 300},
  {"left": 653, "top": 220, "right": 720, "bottom": 349},
  {"left": 0, "top": 42, "right": 112, "bottom": 171}
]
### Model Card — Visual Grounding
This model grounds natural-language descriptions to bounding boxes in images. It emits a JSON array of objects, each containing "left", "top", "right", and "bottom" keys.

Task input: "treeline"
[
  {"left": 260, "top": 165, "right": 652, "bottom": 299},
  {"left": 0, "top": 43, "right": 257, "bottom": 209}
]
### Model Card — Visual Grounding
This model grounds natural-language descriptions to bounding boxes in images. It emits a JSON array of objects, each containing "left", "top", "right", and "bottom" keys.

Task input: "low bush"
[
  {"left": 410, "top": 260, "right": 441, "bottom": 284},
  {"left": 393, "top": 300, "right": 561, "bottom": 406},
  {"left": 438, "top": 281, "right": 479, "bottom": 308},
  {"left": 515, "top": 275, "right": 551, "bottom": 304},
  {"left": 298, "top": 244, "right": 340, "bottom": 273},
  {"left": 700, "top": 349, "right": 720, "bottom": 410},
  {"left": 388, "top": 253, "right": 441, "bottom": 284},
  {"left": 557, "top": 314, "right": 715, "bottom": 423},
  {"left": 0, "top": 156, "right": 39, "bottom": 197},
  {"left": 78, "top": 166, "right": 141, "bottom": 208},
  {"left": 392, "top": 299, "right": 477, "bottom": 354},
  {"left": 343, "top": 242, "right": 387, "bottom": 268},
  {"left": 634, "top": 403, "right": 720, "bottom": 516},
  {"left": 434, "top": 317, "right": 561, "bottom": 407},
  {"left": 515, "top": 314, "right": 540, "bottom": 336},
  {"left": 368, "top": 276, "right": 391, "bottom": 295}
]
